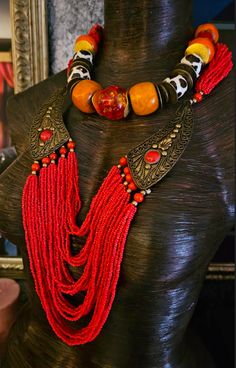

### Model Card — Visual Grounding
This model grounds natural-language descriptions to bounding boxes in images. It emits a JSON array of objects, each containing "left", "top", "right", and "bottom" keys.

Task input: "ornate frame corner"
[{"left": 10, "top": 0, "right": 49, "bottom": 94}]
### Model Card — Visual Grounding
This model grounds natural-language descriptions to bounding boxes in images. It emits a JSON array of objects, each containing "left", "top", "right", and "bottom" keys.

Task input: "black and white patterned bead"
[
  {"left": 164, "top": 75, "right": 188, "bottom": 99},
  {"left": 73, "top": 50, "right": 94, "bottom": 64},
  {"left": 67, "top": 65, "right": 91, "bottom": 84},
  {"left": 180, "top": 54, "right": 204, "bottom": 78}
]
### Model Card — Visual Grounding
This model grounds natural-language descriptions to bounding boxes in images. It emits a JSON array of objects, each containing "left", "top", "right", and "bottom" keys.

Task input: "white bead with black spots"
[
  {"left": 181, "top": 54, "right": 204, "bottom": 78},
  {"left": 164, "top": 75, "right": 188, "bottom": 99},
  {"left": 73, "top": 50, "right": 93, "bottom": 64},
  {"left": 67, "top": 65, "right": 91, "bottom": 84}
]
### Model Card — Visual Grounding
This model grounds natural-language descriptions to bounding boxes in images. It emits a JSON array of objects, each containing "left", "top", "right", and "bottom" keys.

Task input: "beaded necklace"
[{"left": 22, "top": 23, "right": 233, "bottom": 346}]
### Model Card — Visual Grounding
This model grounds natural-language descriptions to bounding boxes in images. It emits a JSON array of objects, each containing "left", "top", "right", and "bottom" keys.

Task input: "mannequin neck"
[{"left": 96, "top": 0, "right": 193, "bottom": 85}]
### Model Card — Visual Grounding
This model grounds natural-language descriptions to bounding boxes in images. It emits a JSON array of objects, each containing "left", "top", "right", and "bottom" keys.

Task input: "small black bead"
[
  {"left": 67, "top": 78, "right": 83, "bottom": 95},
  {"left": 161, "top": 81, "right": 178, "bottom": 104},
  {"left": 157, "top": 83, "right": 169, "bottom": 105},
  {"left": 173, "top": 63, "right": 197, "bottom": 83},
  {"left": 70, "top": 59, "right": 93, "bottom": 74}
]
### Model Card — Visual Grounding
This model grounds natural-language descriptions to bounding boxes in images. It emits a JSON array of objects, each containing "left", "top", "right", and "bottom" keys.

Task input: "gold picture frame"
[
  {"left": 0, "top": 0, "right": 48, "bottom": 278},
  {"left": 10, "top": 0, "right": 48, "bottom": 94}
]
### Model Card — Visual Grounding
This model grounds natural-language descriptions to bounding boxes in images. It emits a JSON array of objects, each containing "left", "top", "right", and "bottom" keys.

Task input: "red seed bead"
[
  {"left": 128, "top": 182, "right": 137, "bottom": 191},
  {"left": 31, "top": 163, "right": 40, "bottom": 172},
  {"left": 123, "top": 167, "right": 130, "bottom": 175},
  {"left": 125, "top": 174, "right": 133, "bottom": 183},
  {"left": 193, "top": 92, "right": 203, "bottom": 103},
  {"left": 42, "top": 157, "right": 51, "bottom": 165},
  {"left": 134, "top": 192, "right": 144, "bottom": 203},
  {"left": 67, "top": 141, "right": 76, "bottom": 149},
  {"left": 119, "top": 156, "right": 127, "bottom": 166},
  {"left": 59, "top": 147, "right": 67, "bottom": 155},
  {"left": 49, "top": 152, "right": 57, "bottom": 160}
]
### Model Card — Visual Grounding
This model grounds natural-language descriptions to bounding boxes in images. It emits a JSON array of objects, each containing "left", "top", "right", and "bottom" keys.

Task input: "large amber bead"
[
  {"left": 92, "top": 85, "right": 130, "bottom": 120},
  {"left": 129, "top": 82, "right": 159, "bottom": 116},
  {"left": 74, "top": 35, "right": 98, "bottom": 54},
  {"left": 72, "top": 80, "right": 102, "bottom": 113}
]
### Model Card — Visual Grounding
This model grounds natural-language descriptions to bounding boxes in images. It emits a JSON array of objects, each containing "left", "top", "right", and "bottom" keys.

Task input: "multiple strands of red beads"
[
  {"left": 67, "top": 23, "right": 223, "bottom": 120},
  {"left": 23, "top": 140, "right": 150, "bottom": 345}
]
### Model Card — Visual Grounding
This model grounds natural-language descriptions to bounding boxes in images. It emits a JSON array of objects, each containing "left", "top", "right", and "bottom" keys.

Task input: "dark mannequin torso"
[{"left": 0, "top": 1, "right": 234, "bottom": 367}]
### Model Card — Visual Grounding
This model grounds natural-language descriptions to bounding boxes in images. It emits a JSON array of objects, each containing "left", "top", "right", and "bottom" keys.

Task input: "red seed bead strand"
[
  {"left": 22, "top": 158, "right": 138, "bottom": 344},
  {"left": 22, "top": 158, "right": 135, "bottom": 345},
  {"left": 195, "top": 43, "right": 233, "bottom": 96}
]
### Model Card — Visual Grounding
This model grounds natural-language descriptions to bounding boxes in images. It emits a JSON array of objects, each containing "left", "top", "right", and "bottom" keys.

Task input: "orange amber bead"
[
  {"left": 72, "top": 80, "right": 102, "bottom": 113},
  {"left": 189, "top": 37, "right": 215, "bottom": 63},
  {"left": 195, "top": 23, "right": 219, "bottom": 44},
  {"left": 129, "top": 82, "right": 159, "bottom": 116},
  {"left": 74, "top": 35, "right": 98, "bottom": 53}
]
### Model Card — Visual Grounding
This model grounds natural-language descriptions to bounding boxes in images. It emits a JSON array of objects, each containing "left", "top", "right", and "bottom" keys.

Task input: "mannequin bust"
[{"left": 0, "top": 0, "right": 234, "bottom": 367}]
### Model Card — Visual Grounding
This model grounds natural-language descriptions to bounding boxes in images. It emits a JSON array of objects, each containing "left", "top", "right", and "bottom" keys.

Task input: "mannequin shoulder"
[{"left": 7, "top": 70, "right": 67, "bottom": 154}]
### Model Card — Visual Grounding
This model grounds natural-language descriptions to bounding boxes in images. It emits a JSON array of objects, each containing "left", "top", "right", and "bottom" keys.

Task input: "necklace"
[
  {"left": 22, "top": 23, "right": 233, "bottom": 346},
  {"left": 68, "top": 23, "right": 217, "bottom": 120}
]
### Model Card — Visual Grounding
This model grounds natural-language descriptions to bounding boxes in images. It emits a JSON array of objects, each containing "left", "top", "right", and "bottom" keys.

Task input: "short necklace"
[
  {"left": 68, "top": 23, "right": 219, "bottom": 120},
  {"left": 22, "top": 23, "right": 232, "bottom": 346}
]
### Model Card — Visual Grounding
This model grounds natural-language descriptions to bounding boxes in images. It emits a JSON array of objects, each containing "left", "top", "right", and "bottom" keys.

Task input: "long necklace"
[{"left": 22, "top": 23, "right": 233, "bottom": 346}]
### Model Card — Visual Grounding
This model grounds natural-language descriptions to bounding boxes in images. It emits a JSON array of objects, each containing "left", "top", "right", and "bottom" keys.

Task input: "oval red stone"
[
  {"left": 40, "top": 129, "right": 53, "bottom": 142},
  {"left": 144, "top": 150, "right": 161, "bottom": 164}
]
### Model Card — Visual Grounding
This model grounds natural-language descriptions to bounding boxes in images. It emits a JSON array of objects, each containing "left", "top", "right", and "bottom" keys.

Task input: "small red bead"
[
  {"left": 59, "top": 147, "right": 67, "bottom": 155},
  {"left": 134, "top": 192, "right": 144, "bottom": 203},
  {"left": 42, "top": 157, "right": 50, "bottom": 165},
  {"left": 67, "top": 141, "right": 76, "bottom": 149},
  {"left": 125, "top": 174, "right": 133, "bottom": 183},
  {"left": 31, "top": 163, "right": 40, "bottom": 172},
  {"left": 124, "top": 167, "right": 130, "bottom": 175},
  {"left": 119, "top": 157, "right": 127, "bottom": 166},
  {"left": 128, "top": 182, "right": 137, "bottom": 191},
  {"left": 39, "top": 129, "right": 53, "bottom": 142},
  {"left": 194, "top": 92, "right": 203, "bottom": 103},
  {"left": 49, "top": 152, "right": 57, "bottom": 160}
]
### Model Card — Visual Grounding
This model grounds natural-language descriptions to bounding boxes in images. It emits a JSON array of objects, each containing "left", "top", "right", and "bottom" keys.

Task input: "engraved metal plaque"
[
  {"left": 29, "top": 89, "right": 70, "bottom": 160},
  {"left": 127, "top": 101, "right": 193, "bottom": 190}
]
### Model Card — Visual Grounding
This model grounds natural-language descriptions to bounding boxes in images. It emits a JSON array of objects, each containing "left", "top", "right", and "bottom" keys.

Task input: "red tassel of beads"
[
  {"left": 195, "top": 43, "right": 233, "bottom": 96},
  {"left": 22, "top": 142, "right": 138, "bottom": 345}
]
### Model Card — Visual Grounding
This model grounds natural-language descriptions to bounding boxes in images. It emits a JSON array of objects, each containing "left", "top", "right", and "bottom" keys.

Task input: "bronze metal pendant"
[
  {"left": 29, "top": 89, "right": 70, "bottom": 161},
  {"left": 127, "top": 101, "right": 193, "bottom": 190}
]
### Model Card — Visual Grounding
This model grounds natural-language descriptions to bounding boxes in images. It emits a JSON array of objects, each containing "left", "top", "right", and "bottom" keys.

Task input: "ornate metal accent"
[
  {"left": 29, "top": 89, "right": 70, "bottom": 160},
  {"left": 127, "top": 101, "right": 193, "bottom": 190},
  {"left": 206, "top": 263, "right": 235, "bottom": 280},
  {"left": 10, "top": 0, "right": 48, "bottom": 93},
  {"left": 0, "top": 257, "right": 25, "bottom": 279}
]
